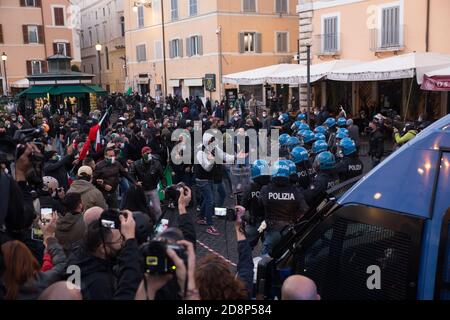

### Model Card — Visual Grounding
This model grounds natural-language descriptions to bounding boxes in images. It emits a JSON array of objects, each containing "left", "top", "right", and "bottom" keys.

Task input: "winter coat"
[{"left": 67, "top": 179, "right": 107, "bottom": 210}]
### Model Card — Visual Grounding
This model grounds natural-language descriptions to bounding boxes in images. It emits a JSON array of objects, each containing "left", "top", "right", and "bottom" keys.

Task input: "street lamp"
[
  {"left": 1, "top": 52, "right": 8, "bottom": 96},
  {"left": 95, "top": 44, "right": 102, "bottom": 88}
]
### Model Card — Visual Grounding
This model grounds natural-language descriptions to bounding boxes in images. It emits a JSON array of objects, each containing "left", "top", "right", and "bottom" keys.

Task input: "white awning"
[
  {"left": 222, "top": 64, "right": 296, "bottom": 85},
  {"left": 168, "top": 79, "right": 180, "bottom": 87},
  {"left": 425, "top": 66, "right": 450, "bottom": 77},
  {"left": 327, "top": 52, "right": 450, "bottom": 84},
  {"left": 10, "top": 78, "right": 29, "bottom": 88},
  {"left": 184, "top": 78, "right": 203, "bottom": 87}
]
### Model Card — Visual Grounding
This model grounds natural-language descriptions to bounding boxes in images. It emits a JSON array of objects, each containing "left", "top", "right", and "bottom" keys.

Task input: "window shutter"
[
  {"left": 20, "top": 0, "right": 25, "bottom": 7},
  {"left": 0, "top": 25, "right": 3, "bottom": 44},
  {"left": 38, "top": 25, "right": 44, "bottom": 44},
  {"left": 168, "top": 41, "right": 173, "bottom": 58},
  {"left": 186, "top": 37, "right": 191, "bottom": 57},
  {"left": 179, "top": 39, "right": 183, "bottom": 57},
  {"left": 276, "top": 0, "right": 281, "bottom": 13},
  {"left": 23, "top": 25, "right": 29, "bottom": 44},
  {"left": 255, "top": 33, "right": 262, "bottom": 53},
  {"left": 35, "top": 0, "right": 41, "bottom": 7},
  {"left": 41, "top": 61, "right": 48, "bottom": 73},
  {"left": 238, "top": 32, "right": 245, "bottom": 53},
  {"left": 198, "top": 35, "right": 203, "bottom": 55},
  {"left": 54, "top": 8, "right": 64, "bottom": 26},
  {"left": 26, "top": 61, "right": 32, "bottom": 75},
  {"left": 53, "top": 43, "right": 58, "bottom": 54},
  {"left": 66, "top": 42, "right": 71, "bottom": 57}
]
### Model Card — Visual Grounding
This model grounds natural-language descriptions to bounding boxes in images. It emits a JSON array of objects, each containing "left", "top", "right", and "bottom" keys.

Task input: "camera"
[
  {"left": 100, "top": 209, "right": 122, "bottom": 230},
  {"left": 164, "top": 182, "right": 190, "bottom": 207},
  {"left": 140, "top": 240, "right": 187, "bottom": 275},
  {"left": 214, "top": 207, "right": 237, "bottom": 221}
]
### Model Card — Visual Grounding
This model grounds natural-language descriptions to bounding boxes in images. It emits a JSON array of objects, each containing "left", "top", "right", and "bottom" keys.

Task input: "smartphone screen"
[
  {"left": 31, "top": 227, "right": 44, "bottom": 241},
  {"left": 214, "top": 207, "right": 227, "bottom": 217},
  {"left": 40, "top": 208, "right": 52, "bottom": 223}
]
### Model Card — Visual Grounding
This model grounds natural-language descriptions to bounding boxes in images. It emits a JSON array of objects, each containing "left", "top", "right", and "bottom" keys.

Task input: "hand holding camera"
[
  {"left": 119, "top": 210, "right": 135, "bottom": 241},
  {"left": 178, "top": 185, "right": 192, "bottom": 214},
  {"left": 38, "top": 211, "right": 58, "bottom": 246}
]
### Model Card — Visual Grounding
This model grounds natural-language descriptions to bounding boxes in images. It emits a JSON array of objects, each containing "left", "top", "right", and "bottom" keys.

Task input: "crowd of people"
[{"left": 0, "top": 90, "right": 429, "bottom": 300}]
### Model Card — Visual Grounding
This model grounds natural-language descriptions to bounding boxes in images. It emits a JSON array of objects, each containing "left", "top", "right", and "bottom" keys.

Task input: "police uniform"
[
  {"left": 304, "top": 171, "right": 340, "bottom": 207},
  {"left": 241, "top": 180, "right": 268, "bottom": 249},
  {"left": 259, "top": 180, "right": 309, "bottom": 255},
  {"left": 296, "top": 161, "right": 315, "bottom": 190},
  {"left": 335, "top": 155, "right": 363, "bottom": 181}
]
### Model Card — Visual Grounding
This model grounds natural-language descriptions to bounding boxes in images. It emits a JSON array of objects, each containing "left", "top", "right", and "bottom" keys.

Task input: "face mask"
[
  {"left": 52, "top": 154, "right": 61, "bottom": 161},
  {"left": 143, "top": 153, "right": 152, "bottom": 162},
  {"left": 107, "top": 157, "right": 115, "bottom": 165},
  {"left": 314, "top": 111, "right": 320, "bottom": 115}
]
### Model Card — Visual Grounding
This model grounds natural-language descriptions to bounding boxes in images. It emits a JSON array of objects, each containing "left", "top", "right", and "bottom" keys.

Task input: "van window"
[{"left": 294, "top": 206, "right": 422, "bottom": 300}]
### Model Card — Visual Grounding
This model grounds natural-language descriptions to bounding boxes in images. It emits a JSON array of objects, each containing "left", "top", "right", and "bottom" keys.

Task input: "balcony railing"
[
  {"left": 313, "top": 33, "right": 341, "bottom": 56},
  {"left": 370, "top": 25, "right": 405, "bottom": 52}
]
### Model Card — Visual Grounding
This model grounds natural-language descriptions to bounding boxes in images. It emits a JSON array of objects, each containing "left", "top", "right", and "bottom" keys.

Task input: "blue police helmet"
[
  {"left": 297, "top": 113, "right": 306, "bottom": 121},
  {"left": 286, "top": 136, "right": 300, "bottom": 150},
  {"left": 251, "top": 159, "right": 270, "bottom": 179},
  {"left": 271, "top": 160, "right": 290, "bottom": 178},
  {"left": 325, "top": 117, "right": 336, "bottom": 128},
  {"left": 290, "top": 146, "right": 309, "bottom": 164},
  {"left": 279, "top": 133, "right": 290, "bottom": 146},
  {"left": 312, "top": 140, "right": 328, "bottom": 154},
  {"left": 292, "top": 121, "right": 302, "bottom": 130},
  {"left": 337, "top": 117, "right": 347, "bottom": 127},
  {"left": 302, "top": 130, "right": 315, "bottom": 144},
  {"left": 281, "top": 113, "right": 289, "bottom": 123},
  {"left": 314, "top": 126, "right": 327, "bottom": 134},
  {"left": 298, "top": 123, "right": 310, "bottom": 131},
  {"left": 336, "top": 131, "right": 349, "bottom": 139},
  {"left": 314, "top": 133, "right": 326, "bottom": 141},
  {"left": 315, "top": 151, "right": 336, "bottom": 170},
  {"left": 337, "top": 127, "right": 349, "bottom": 135},
  {"left": 339, "top": 138, "right": 357, "bottom": 156},
  {"left": 286, "top": 160, "right": 297, "bottom": 176},
  {"left": 297, "top": 129, "right": 306, "bottom": 137}
]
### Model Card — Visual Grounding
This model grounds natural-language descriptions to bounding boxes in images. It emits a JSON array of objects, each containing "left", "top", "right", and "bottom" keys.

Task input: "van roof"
[{"left": 339, "top": 114, "right": 450, "bottom": 219}]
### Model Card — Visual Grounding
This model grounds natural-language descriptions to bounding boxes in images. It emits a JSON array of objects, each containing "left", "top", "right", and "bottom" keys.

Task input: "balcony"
[
  {"left": 313, "top": 33, "right": 341, "bottom": 57},
  {"left": 112, "top": 36, "right": 125, "bottom": 50},
  {"left": 370, "top": 25, "right": 405, "bottom": 53}
]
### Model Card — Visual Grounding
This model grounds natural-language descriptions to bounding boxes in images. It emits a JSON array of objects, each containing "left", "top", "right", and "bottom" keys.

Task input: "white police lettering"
[
  {"left": 268, "top": 192, "right": 295, "bottom": 200},
  {"left": 297, "top": 170, "right": 308, "bottom": 177},
  {"left": 349, "top": 164, "right": 362, "bottom": 171},
  {"left": 251, "top": 191, "right": 260, "bottom": 198}
]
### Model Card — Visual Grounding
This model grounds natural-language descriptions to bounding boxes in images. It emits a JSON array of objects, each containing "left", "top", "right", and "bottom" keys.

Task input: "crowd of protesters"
[{"left": 0, "top": 90, "right": 431, "bottom": 300}]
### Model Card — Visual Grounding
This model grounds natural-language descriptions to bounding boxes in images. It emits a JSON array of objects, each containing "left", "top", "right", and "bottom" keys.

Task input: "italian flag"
[{"left": 79, "top": 108, "right": 110, "bottom": 161}]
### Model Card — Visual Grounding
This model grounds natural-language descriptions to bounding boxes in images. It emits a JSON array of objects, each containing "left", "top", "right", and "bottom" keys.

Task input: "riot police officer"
[
  {"left": 310, "top": 140, "right": 328, "bottom": 163},
  {"left": 241, "top": 160, "right": 271, "bottom": 249},
  {"left": 304, "top": 151, "right": 340, "bottom": 207},
  {"left": 279, "top": 133, "right": 291, "bottom": 159},
  {"left": 259, "top": 160, "right": 309, "bottom": 255},
  {"left": 335, "top": 138, "right": 363, "bottom": 181},
  {"left": 290, "top": 146, "right": 314, "bottom": 190}
]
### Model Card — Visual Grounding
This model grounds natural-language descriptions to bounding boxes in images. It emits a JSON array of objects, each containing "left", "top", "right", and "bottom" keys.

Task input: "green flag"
[
  {"left": 125, "top": 87, "right": 133, "bottom": 96},
  {"left": 158, "top": 165, "right": 173, "bottom": 201}
]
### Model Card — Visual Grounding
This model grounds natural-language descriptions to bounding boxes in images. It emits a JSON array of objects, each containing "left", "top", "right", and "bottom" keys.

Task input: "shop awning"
[
  {"left": 85, "top": 84, "right": 107, "bottom": 96},
  {"left": 10, "top": 78, "right": 30, "bottom": 88},
  {"left": 17, "top": 85, "right": 54, "bottom": 98},
  {"left": 50, "top": 85, "right": 92, "bottom": 95},
  {"left": 327, "top": 52, "right": 450, "bottom": 84},
  {"left": 223, "top": 64, "right": 296, "bottom": 85},
  {"left": 421, "top": 66, "right": 450, "bottom": 91}
]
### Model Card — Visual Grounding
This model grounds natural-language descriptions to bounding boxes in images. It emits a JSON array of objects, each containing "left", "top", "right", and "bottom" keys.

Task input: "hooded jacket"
[
  {"left": 55, "top": 212, "right": 86, "bottom": 254},
  {"left": 67, "top": 179, "right": 107, "bottom": 210},
  {"left": 66, "top": 239, "right": 142, "bottom": 300}
]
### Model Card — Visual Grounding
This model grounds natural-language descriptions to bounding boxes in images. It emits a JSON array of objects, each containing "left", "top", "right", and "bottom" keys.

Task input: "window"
[
  {"left": 103, "top": 24, "right": 107, "bottom": 42},
  {"left": 243, "top": 0, "right": 256, "bottom": 12},
  {"left": 136, "top": 44, "right": 147, "bottom": 62},
  {"left": 323, "top": 15, "right": 339, "bottom": 53},
  {"left": 56, "top": 42, "right": 67, "bottom": 55},
  {"left": 103, "top": 8, "right": 105, "bottom": 16},
  {"left": 275, "top": 0, "right": 287, "bottom": 14},
  {"left": 80, "top": 31, "right": 84, "bottom": 48},
  {"left": 169, "top": 39, "right": 182, "bottom": 58},
  {"left": 120, "top": 16, "right": 125, "bottom": 37},
  {"left": 28, "top": 25, "right": 38, "bottom": 43},
  {"left": 0, "top": 25, "right": 3, "bottom": 44},
  {"left": 186, "top": 35, "right": 202, "bottom": 57},
  {"left": 171, "top": 0, "right": 178, "bottom": 21},
  {"left": 24, "top": 0, "right": 36, "bottom": 6},
  {"left": 31, "top": 60, "right": 42, "bottom": 74},
  {"left": 137, "top": 6, "right": 144, "bottom": 28},
  {"left": 239, "top": 32, "right": 261, "bottom": 53},
  {"left": 154, "top": 40, "right": 163, "bottom": 60},
  {"left": 105, "top": 46, "right": 109, "bottom": 69},
  {"left": 95, "top": 26, "right": 99, "bottom": 43},
  {"left": 91, "top": 64, "right": 94, "bottom": 74},
  {"left": 381, "top": 5, "right": 401, "bottom": 48},
  {"left": 276, "top": 32, "right": 288, "bottom": 53},
  {"left": 53, "top": 7, "right": 65, "bottom": 26},
  {"left": 189, "top": 0, "right": 198, "bottom": 16},
  {"left": 89, "top": 30, "right": 93, "bottom": 46}
]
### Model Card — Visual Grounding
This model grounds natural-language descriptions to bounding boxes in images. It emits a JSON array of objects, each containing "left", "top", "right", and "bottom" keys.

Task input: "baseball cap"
[
  {"left": 78, "top": 166, "right": 93, "bottom": 177},
  {"left": 141, "top": 146, "right": 151, "bottom": 155}
]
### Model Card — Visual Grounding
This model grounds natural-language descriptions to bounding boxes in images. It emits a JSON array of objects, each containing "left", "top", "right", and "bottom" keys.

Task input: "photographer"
[
  {"left": 38, "top": 176, "right": 65, "bottom": 215},
  {"left": 66, "top": 209, "right": 142, "bottom": 300},
  {"left": 368, "top": 121, "right": 385, "bottom": 168},
  {"left": 0, "top": 213, "right": 67, "bottom": 300}
]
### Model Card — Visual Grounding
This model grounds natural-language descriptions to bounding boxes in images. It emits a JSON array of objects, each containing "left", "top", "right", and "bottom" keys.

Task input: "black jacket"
[
  {"left": 241, "top": 181, "right": 266, "bottom": 225},
  {"left": 93, "top": 159, "right": 135, "bottom": 192},
  {"left": 304, "top": 171, "right": 340, "bottom": 207},
  {"left": 369, "top": 129, "right": 384, "bottom": 159},
  {"left": 66, "top": 239, "right": 142, "bottom": 300},
  {"left": 131, "top": 157, "right": 165, "bottom": 191},
  {"left": 43, "top": 155, "right": 74, "bottom": 191},
  {"left": 335, "top": 156, "right": 363, "bottom": 181}
]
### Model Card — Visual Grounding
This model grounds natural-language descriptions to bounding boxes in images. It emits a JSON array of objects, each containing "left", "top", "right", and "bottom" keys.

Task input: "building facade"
[
  {"left": 0, "top": 0, "right": 81, "bottom": 95},
  {"left": 79, "top": 0, "right": 126, "bottom": 93},
  {"left": 298, "top": 0, "right": 450, "bottom": 119},
  {"left": 124, "top": 0, "right": 298, "bottom": 101}
]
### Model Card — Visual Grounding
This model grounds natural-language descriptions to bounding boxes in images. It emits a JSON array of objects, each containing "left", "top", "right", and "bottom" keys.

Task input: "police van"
[{"left": 256, "top": 114, "right": 450, "bottom": 300}]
